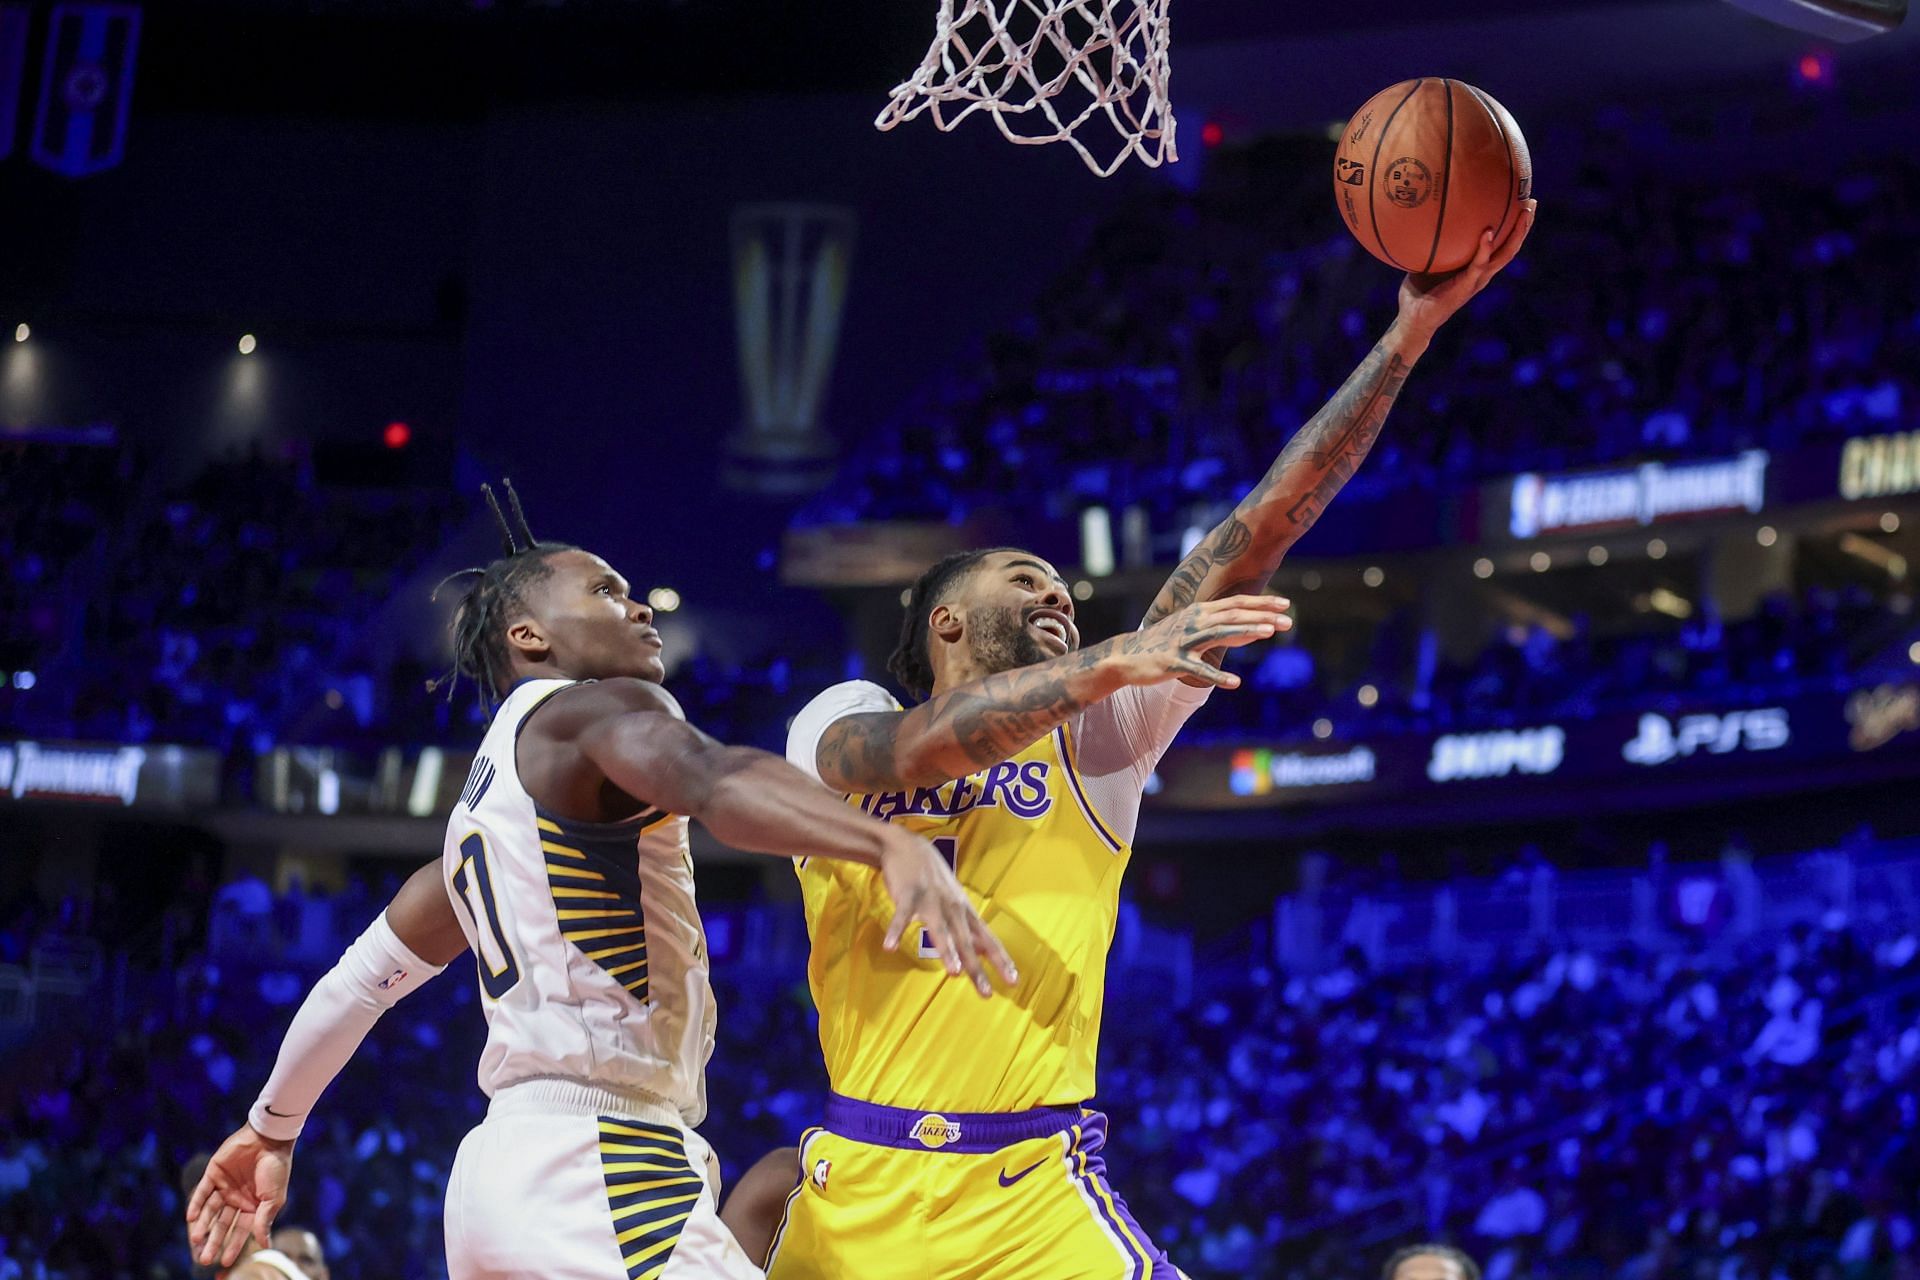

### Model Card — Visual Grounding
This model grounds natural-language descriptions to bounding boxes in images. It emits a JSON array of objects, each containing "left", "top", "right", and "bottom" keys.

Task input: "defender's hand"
[
  {"left": 1113, "top": 594, "right": 1292, "bottom": 691},
  {"left": 186, "top": 1123, "right": 294, "bottom": 1268},
  {"left": 878, "top": 831, "right": 1019, "bottom": 998},
  {"left": 1397, "top": 198, "right": 1537, "bottom": 340}
]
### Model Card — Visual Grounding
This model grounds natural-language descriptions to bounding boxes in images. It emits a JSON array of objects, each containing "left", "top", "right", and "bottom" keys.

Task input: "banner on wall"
[
  {"left": 0, "top": 740, "right": 219, "bottom": 809},
  {"left": 0, "top": 3, "right": 29, "bottom": 163},
  {"left": 1151, "top": 689, "right": 1913, "bottom": 812},
  {"left": 1837, "top": 429, "right": 1920, "bottom": 502},
  {"left": 1491, "top": 451, "right": 1771, "bottom": 541},
  {"left": 30, "top": 2, "right": 140, "bottom": 178}
]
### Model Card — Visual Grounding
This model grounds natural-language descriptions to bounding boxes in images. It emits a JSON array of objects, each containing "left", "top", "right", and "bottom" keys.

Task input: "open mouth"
[{"left": 1028, "top": 610, "right": 1073, "bottom": 650}]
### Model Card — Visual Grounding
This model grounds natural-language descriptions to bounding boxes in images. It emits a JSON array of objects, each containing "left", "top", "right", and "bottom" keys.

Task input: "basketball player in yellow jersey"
[{"left": 767, "top": 204, "right": 1537, "bottom": 1279}]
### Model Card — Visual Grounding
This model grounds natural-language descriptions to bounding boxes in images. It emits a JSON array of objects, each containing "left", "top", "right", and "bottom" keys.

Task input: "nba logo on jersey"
[
  {"left": 911, "top": 1114, "right": 963, "bottom": 1150},
  {"left": 811, "top": 1159, "right": 831, "bottom": 1189}
]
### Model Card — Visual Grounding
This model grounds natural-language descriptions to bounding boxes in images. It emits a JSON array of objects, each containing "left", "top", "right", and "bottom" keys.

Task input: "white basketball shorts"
[{"left": 444, "top": 1078, "right": 765, "bottom": 1280}]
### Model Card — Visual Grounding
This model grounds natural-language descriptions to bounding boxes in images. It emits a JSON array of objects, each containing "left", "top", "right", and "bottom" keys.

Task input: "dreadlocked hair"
[
  {"left": 885, "top": 547, "right": 1017, "bottom": 702},
  {"left": 429, "top": 478, "right": 577, "bottom": 704}
]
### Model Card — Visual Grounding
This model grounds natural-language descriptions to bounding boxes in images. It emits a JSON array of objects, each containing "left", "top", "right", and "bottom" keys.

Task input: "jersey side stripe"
[
  {"left": 1054, "top": 726, "right": 1124, "bottom": 853},
  {"left": 543, "top": 823, "right": 651, "bottom": 1000},
  {"left": 762, "top": 1127, "right": 826, "bottom": 1271},
  {"left": 1065, "top": 1124, "right": 1147, "bottom": 1278}
]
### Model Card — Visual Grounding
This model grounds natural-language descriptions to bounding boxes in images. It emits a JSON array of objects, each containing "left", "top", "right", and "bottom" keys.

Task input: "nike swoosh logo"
[
  {"left": 998, "top": 1158, "right": 1048, "bottom": 1188},
  {"left": 262, "top": 1106, "right": 300, "bottom": 1118}
]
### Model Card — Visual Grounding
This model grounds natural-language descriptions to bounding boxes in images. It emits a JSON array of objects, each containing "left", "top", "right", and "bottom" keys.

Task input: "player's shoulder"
[
  {"left": 789, "top": 680, "right": 901, "bottom": 742},
  {"left": 796, "top": 679, "right": 901, "bottom": 719},
  {"left": 785, "top": 680, "right": 902, "bottom": 776},
  {"left": 522, "top": 677, "right": 688, "bottom": 738}
]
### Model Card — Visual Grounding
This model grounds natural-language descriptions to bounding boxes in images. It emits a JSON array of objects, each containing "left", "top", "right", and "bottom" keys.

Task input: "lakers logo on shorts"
[{"left": 910, "top": 1114, "right": 963, "bottom": 1150}]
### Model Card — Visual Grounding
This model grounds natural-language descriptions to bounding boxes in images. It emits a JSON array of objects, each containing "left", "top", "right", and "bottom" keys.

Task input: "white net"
[{"left": 876, "top": 0, "right": 1176, "bottom": 177}]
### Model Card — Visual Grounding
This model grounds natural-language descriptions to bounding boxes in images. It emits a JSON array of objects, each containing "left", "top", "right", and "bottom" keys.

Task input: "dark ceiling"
[{"left": 137, "top": 0, "right": 1679, "bottom": 117}]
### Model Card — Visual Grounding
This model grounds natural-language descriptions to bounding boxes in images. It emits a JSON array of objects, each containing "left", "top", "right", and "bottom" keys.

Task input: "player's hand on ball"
[
  {"left": 1116, "top": 594, "right": 1293, "bottom": 690},
  {"left": 1397, "top": 198, "right": 1537, "bottom": 338},
  {"left": 878, "top": 829, "right": 1019, "bottom": 998},
  {"left": 187, "top": 1122, "right": 295, "bottom": 1268}
]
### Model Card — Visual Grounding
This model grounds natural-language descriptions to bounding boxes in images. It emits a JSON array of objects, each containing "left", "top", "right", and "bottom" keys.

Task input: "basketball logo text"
[{"left": 912, "top": 1115, "right": 964, "bottom": 1150}]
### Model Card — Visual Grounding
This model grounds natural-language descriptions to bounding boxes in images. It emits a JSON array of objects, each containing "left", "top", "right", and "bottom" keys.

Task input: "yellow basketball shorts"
[{"left": 763, "top": 1094, "right": 1185, "bottom": 1280}]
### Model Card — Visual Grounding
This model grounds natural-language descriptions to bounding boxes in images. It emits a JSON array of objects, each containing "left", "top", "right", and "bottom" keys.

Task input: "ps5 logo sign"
[{"left": 1621, "top": 708, "right": 1790, "bottom": 766}]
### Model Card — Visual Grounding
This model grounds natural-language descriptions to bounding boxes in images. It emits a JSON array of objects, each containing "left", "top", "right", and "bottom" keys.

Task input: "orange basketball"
[{"left": 1333, "top": 79, "right": 1532, "bottom": 275}]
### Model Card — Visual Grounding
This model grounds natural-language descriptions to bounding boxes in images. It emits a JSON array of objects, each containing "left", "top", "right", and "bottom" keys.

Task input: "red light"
[
  {"left": 1200, "top": 120, "right": 1224, "bottom": 148},
  {"left": 383, "top": 421, "right": 411, "bottom": 449},
  {"left": 1794, "top": 49, "right": 1833, "bottom": 86}
]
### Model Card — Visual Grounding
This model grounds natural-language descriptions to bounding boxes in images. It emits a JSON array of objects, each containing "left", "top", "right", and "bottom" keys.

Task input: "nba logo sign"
[{"left": 31, "top": 2, "right": 141, "bottom": 178}]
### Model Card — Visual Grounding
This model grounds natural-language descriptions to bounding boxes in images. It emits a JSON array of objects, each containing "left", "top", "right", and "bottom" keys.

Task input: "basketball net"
[{"left": 876, "top": 0, "right": 1176, "bottom": 177}]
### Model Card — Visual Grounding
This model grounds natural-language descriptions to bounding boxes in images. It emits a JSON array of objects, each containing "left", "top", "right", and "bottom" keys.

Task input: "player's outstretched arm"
[
  {"left": 812, "top": 595, "right": 1292, "bottom": 793},
  {"left": 1142, "top": 201, "right": 1538, "bottom": 629},
  {"left": 188, "top": 859, "right": 464, "bottom": 1267},
  {"left": 568, "top": 680, "right": 1017, "bottom": 995}
]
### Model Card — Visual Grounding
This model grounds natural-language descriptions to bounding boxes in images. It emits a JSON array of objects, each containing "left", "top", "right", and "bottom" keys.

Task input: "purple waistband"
[{"left": 823, "top": 1092, "right": 1083, "bottom": 1154}]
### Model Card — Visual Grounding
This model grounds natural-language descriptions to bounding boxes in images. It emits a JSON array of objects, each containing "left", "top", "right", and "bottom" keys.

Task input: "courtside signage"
[
  {"left": 1152, "top": 693, "right": 1880, "bottom": 813},
  {"left": 1845, "top": 684, "right": 1920, "bottom": 752},
  {"left": 1620, "top": 708, "right": 1789, "bottom": 766},
  {"left": 1427, "top": 726, "right": 1566, "bottom": 782},
  {"left": 0, "top": 739, "right": 219, "bottom": 809},
  {"left": 1230, "top": 746, "right": 1376, "bottom": 795},
  {"left": 1838, "top": 429, "right": 1920, "bottom": 501},
  {"left": 0, "top": 741, "right": 146, "bottom": 805},
  {"left": 1505, "top": 450, "right": 1769, "bottom": 539}
]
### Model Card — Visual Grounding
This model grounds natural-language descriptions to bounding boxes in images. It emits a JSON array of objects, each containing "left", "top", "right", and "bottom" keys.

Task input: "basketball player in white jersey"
[{"left": 187, "top": 484, "right": 1014, "bottom": 1280}]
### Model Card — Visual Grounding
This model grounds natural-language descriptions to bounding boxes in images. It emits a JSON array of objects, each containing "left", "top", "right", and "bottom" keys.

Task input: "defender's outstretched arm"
[{"left": 567, "top": 679, "right": 1014, "bottom": 990}]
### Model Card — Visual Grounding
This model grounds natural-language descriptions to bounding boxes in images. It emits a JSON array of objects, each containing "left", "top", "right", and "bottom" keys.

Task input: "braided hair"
[
  {"left": 430, "top": 479, "right": 576, "bottom": 704},
  {"left": 885, "top": 547, "right": 1015, "bottom": 701}
]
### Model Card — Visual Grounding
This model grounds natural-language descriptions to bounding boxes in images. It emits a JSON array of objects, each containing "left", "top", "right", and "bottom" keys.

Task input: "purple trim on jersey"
[
  {"left": 1053, "top": 726, "right": 1123, "bottom": 853},
  {"left": 822, "top": 1092, "right": 1081, "bottom": 1154},
  {"left": 1070, "top": 1111, "right": 1179, "bottom": 1278}
]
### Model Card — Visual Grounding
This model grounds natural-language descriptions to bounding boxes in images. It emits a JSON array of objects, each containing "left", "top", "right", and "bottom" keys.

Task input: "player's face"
[
  {"left": 953, "top": 551, "right": 1080, "bottom": 675},
  {"left": 522, "top": 550, "right": 666, "bottom": 684},
  {"left": 270, "top": 1230, "right": 329, "bottom": 1280},
  {"left": 1391, "top": 1258, "right": 1469, "bottom": 1280}
]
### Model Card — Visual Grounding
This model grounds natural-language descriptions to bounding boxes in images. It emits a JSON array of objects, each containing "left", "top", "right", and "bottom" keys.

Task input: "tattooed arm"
[
  {"left": 1143, "top": 202, "right": 1538, "bottom": 627},
  {"left": 810, "top": 595, "right": 1291, "bottom": 793}
]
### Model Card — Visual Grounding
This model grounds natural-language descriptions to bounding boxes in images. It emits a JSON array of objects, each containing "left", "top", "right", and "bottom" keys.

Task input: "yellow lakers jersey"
[{"left": 793, "top": 720, "right": 1131, "bottom": 1112}]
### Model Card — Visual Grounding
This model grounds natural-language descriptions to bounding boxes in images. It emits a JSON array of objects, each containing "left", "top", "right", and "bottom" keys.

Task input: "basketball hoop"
[{"left": 877, "top": 0, "right": 1176, "bottom": 177}]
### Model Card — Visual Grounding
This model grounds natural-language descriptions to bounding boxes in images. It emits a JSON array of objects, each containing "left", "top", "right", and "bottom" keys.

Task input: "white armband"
[{"left": 247, "top": 910, "right": 445, "bottom": 1141}]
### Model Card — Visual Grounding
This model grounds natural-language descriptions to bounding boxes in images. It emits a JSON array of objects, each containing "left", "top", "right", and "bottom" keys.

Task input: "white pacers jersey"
[{"left": 442, "top": 678, "right": 717, "bottom": 1125}]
